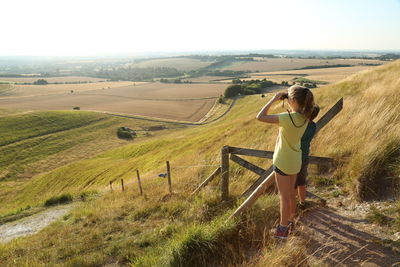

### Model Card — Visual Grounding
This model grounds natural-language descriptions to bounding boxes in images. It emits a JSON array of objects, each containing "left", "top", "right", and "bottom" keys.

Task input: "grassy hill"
[
  {"left": 0, "top": 60, "right": 399, "bottom": 266},
  {"left": 0, "top": 111, "right": 184, "bottom": 216}
]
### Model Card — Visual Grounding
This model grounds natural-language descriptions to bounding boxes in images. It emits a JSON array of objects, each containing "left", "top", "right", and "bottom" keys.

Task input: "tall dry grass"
[{"left": 312, "top": 60, "right": 400, "bottom": 199}]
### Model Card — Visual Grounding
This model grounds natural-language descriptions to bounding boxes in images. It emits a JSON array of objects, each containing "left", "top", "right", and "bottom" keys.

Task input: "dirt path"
[
  {"left": 0, "top": 204, "right": 75, "bottom": 244},
  {"left": 297, "top": 200, "right": 400, "bottom": 266}
]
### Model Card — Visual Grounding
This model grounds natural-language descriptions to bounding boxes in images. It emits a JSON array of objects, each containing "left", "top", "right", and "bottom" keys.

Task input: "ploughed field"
[{"left": 0, "top": 82, "right": 227, "bottom": 122}]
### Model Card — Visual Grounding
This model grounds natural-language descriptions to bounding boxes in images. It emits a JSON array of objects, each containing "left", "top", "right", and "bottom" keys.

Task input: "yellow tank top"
[{"left": 272, "top": 112, "right": 308, "bottom": 175}]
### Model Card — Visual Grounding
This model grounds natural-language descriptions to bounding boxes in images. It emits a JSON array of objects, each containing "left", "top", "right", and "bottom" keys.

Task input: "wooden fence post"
[
  {"left": 166, "top": 161, "right": 172, "bottom": 194},
  {"left": 136, "top": 169, "right": 143, "bottom": 196},
  {"left": 109, "top": 181, "right": 113, "bottom": 190},
  {"left": 221, "top": 146, "right": 230, "bottom": 201},
  {"left": 121, "top": 179, "right": 124, "bottom": 192}
]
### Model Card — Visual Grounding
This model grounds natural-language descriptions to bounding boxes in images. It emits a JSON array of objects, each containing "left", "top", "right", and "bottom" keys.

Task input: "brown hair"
[
  {"left": 310, "top": 104, "right": 320, "bottom": 121},
  {"left": 288, "top": 85, "right": 315, "bottom": 120}
]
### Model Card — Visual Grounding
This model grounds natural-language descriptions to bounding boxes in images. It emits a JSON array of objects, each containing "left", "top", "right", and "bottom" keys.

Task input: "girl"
[{"left": 256, "top": 85, "right": 316, "bottom": 239}]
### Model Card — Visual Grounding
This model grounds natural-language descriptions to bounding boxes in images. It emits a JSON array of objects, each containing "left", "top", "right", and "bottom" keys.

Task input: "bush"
[
  {"left": 224, "top": 84, "right": 242, "bottom": 98},
  {"left": 117, "top": 127, "right": 135, "bottom": 139},
  {"left": 44, "top": 194, "right": 73, "bottom": 206},
  {"left": 33, "top": 79, "right": 48, "bottom": 85},
  {"left": 224, "top": 79, "right": 277, "bottom": 98},
  {"left": 73, "top": 106, "right": 80, "bottom": 110},
  {"left": 241, "top": 89, "right": 257, "bottom": 95}
]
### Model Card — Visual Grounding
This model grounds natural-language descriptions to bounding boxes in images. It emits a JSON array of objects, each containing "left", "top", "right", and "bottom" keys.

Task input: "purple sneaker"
[{"left": 274, "top": 225, "right": 289, "bottom": 240}]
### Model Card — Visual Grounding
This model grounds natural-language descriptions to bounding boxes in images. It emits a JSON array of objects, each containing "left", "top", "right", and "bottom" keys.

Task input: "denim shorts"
[
  {"left": 295, "top": 158, "right": 309, "bottom": 188},
  {"left": 273, "top": 165, "right": 289, "bottom": 176}
]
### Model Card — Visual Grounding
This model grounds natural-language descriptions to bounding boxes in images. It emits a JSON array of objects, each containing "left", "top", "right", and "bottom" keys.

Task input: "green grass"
[
  {"left": 0, "top": 111, "right": 106, "bottom": 146},
  {"left": 366, "top": 206, "right": 392, "bottom": 226},
  {"left": 0, "top": 110, "right": 184, "bottom": 216}
]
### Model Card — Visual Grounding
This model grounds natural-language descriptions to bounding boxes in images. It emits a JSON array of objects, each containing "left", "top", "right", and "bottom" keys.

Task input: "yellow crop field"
[
  {"left": 0, "top": 76, "right": 107, "bottom": 83},
  {"left": 245, "top": 65, "right": 379, "bottom": 84},
  {"left": 0, "top": 82, "right": 227, "bottom": 122},
  {"left": 222, "top": 58, "right": 386, "bottom": 72},
  {"left": 1, "top": 81, "right": 139, "bottom": 97}
]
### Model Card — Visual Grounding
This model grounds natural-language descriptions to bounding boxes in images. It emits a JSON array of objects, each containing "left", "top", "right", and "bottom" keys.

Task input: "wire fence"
[{"left": 106, "top": 160, "right": 223, "bottom": 194}]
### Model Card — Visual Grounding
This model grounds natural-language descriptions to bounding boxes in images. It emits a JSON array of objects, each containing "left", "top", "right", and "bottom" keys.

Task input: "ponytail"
[
  {"left": 310, "top": 104, "right": 320, "bottom": 121},
  {"left": 302, "top": 89, "right": 314, "bottom": 120}
]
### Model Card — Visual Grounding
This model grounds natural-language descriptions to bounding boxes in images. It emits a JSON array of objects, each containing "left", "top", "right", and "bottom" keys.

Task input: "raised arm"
[{"left": 256, "top": 92, "right": 285, "bottom": 124}]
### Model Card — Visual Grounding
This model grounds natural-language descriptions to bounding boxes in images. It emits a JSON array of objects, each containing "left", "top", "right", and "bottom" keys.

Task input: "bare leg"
[
  {"left": 297, "top": 185, "right": 306, "bottom": 203},
  {"left": 288, "top": 175, "right": 297, "bottom": 221},
  {"left": 275, "top": 172, "right": 292, "bottom": 226}
]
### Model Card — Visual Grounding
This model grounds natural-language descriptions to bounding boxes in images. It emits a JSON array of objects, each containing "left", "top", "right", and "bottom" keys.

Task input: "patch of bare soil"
[{"left": 0, "top": 204, "right": 75, "bottom": 244}]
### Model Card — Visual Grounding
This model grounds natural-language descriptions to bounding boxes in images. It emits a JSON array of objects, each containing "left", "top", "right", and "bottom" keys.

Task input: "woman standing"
[{"left": 256, "top": 85, "right": 316, "bottom": 239}]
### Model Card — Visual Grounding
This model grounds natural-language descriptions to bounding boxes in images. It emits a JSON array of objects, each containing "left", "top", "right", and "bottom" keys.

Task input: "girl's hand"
[{"left": 273, "top": 92, "right": 286, "bottom": 101}]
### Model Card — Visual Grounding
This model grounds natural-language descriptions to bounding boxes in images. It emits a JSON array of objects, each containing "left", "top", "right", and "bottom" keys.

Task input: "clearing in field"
[{"left": 0, "top": 82, "right": 227, "bottom": 122}]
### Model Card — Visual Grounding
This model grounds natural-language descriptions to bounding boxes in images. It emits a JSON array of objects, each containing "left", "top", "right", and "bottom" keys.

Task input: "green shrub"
[
  {"left": 44, "top": 193, "right": 73, "bottom": 206},
  {"left": 117, "top": 127, "right": 135, "bottom": 139},
  {"left": 33, "top": 79, "right": 48, "bottom": 85},
  {"left": 224, "top": 84, "right": 242, "bottom": 98}
]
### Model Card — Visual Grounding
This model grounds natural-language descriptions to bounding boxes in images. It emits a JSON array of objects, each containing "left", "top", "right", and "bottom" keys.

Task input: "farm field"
[
  {"left": 221, "top": 57, "right": 386, "bottom": 72},
  {"left": 0, "top": 76, "right": 107, "bottom": 83},
  {"left": 130, "top": 57, "right": 214, "bottom": 71},
  {"left": 0, "top": 81, "right": 139, "bottom": 98},
  {"left": 0, "top": 83, "right": 227, "bottom": 122},
  {"left": 183, "top": 75, "right": 233, "bottom": 83},
  {"left": 244, "top": 65, "right": 380, "bottom": 84}
]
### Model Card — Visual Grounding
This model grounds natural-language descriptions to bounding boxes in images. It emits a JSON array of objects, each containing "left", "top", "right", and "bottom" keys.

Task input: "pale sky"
[{"left": 1, "top": 0, "right": 399, "bottom": 56}]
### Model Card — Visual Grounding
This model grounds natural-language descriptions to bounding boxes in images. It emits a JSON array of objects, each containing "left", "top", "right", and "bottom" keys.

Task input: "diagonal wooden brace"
[
  {"left": 191, "top": 167, "right": 221, "bottom": 196},
  {"left": 230, "top": 154, "right": 266, "bottom": 176},
  {"left": 228, "top": 171, "right": 275, "bottom": 220}
]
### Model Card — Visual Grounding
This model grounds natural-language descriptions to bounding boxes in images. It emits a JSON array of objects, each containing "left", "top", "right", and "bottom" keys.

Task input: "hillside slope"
[
  {"left": 0, "top": 61, "right": 399, "bottom": 266},
  {"left": 0, "top": 111, "right": 184, "bottom": 216}
]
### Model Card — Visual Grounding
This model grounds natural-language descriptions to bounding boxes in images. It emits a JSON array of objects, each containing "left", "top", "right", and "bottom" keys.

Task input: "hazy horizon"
[{"left": 1, "top": 0, "right": 400, "bottom": 57}]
